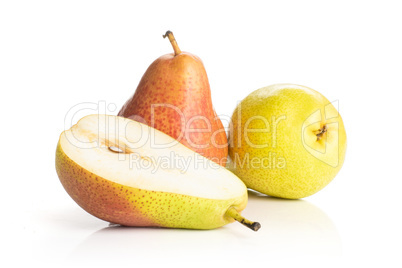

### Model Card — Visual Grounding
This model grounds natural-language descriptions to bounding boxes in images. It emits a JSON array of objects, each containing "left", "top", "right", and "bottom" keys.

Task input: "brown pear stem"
[
  {"left": 163, "top": 30, "right": 181, "bottom": 56},
  {"left": 225, "top": 207, "right": 261, "bottom": 231}
]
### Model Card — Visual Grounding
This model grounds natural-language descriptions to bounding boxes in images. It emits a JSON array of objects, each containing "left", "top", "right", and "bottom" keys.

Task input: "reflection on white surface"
[
  {"left": 62, "top": 190, "right": 341, "bottom": 265},
  {"left": 68, "top": 225, "right": 237, "bottom": 265},
  {"left": 244, "top": 190, "right": 342, "bottom": 255}
]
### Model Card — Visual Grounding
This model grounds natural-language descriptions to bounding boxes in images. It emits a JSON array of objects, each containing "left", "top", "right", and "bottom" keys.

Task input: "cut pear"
[{"left": 56, "top": 114, "right": 260, "bottom": 231}]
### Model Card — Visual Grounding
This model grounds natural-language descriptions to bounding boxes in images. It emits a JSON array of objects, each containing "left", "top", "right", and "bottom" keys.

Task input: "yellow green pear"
[
  {"left": 228, "top": 84, "right": 347, "bottom": 199},
  {"left": 56, "top": 114, "right": 260, "bottom": 231}
]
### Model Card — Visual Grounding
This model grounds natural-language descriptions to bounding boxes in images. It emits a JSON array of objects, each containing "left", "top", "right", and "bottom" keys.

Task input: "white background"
[{"left": 1, "top": 0, "right": 401, "bottom": 267}]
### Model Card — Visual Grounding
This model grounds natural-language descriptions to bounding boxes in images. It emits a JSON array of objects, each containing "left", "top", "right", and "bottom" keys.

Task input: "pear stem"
[
  {"left": 163, "top": 30, "right": 181, "bottom": 56},
  {"left": 225, "top": 207, "right": 261, "bottom": 231}
]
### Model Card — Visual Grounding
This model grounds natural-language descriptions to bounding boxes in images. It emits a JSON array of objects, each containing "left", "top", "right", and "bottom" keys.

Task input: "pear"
[
  {"left": 228, "top": 84, "right": 347, "bottom": 199},
  {"left": 118, "top": 31, "right": 228, "bottom": 166},
  {"left": 56, "top": 114, "right": 260, "bottom": 231}
]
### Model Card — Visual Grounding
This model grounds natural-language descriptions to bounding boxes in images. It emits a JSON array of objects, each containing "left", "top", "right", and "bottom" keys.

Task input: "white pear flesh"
[{"left": 56, "top": 114, "right": 257, "bottom": 230}]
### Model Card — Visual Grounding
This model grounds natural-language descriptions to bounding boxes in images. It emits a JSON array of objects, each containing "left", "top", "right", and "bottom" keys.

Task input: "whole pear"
[
  {"left": 228, "top": 84, "right": 347, "bottom": 199},
  {"left": 118, "top": 31, "right": 227, "bottom": 166}
]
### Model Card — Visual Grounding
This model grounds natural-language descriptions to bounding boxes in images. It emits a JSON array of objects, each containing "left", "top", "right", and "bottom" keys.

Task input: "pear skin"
[
  {"left": 228, "top": 84, "right": 347, "bottom": 199},
  {"left": 118, "top": 31, "right": 228, "bottom": 166}
]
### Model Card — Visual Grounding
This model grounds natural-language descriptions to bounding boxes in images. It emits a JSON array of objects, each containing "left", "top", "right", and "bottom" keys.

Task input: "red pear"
[{"left": 118, "top": 31, "right": 228, "bottom": 166}]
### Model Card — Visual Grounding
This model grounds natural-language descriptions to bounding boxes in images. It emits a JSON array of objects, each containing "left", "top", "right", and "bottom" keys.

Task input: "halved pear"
[{"left": 56, "top": 114, "right": 260, "bottom": 231}]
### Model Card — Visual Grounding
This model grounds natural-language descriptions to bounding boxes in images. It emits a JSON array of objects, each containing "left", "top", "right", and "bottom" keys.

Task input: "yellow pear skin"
[{"left": 228, "top": 84, "right": 347, "bottom": 199}]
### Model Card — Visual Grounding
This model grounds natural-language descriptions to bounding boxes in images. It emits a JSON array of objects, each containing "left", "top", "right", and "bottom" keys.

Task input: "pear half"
[{"left": 56, "top": 114, "right": 260, "bottom": 231}]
